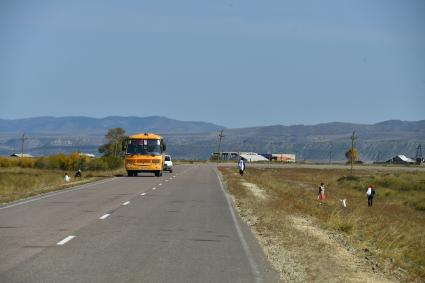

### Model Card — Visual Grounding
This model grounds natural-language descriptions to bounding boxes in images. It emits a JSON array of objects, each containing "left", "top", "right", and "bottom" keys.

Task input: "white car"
[{"left": 164, "top": 155, "right": 173, "bottom": 173}]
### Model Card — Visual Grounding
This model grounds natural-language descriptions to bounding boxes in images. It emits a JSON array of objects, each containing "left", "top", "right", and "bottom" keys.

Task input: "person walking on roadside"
[
  {"left": 318, "top": 182, "right": 326, "bottom": 203},
  {"left": 366, "top": 184, "right": 375, "bottom": 207},
  {"left": 238, "top": 158, "right": 246, "bottom": 176}
]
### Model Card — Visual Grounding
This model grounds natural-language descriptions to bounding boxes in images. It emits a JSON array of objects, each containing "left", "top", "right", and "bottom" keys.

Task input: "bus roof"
[{"left": 128, "top": 133, "right": 163, "bottom": 140}]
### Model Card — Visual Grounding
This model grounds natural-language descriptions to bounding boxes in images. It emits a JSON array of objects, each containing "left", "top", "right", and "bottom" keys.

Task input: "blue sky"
[{"left": 1, "top": 0, "right": 424, "bottom": 128}]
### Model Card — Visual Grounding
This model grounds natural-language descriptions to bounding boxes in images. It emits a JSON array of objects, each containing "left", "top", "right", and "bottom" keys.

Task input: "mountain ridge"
[
  {"left": 0, "top": 116, "right": 225, "bottom": 134},
  {"left": 0, "top": 117, "right": 424, "bottom": 161}
]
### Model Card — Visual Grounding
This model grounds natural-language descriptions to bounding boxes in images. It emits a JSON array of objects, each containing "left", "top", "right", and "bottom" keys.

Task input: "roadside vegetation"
[
  {"left": 219, "top": 166, "right": 425, "bottom": 282},
  {"left": 0, "top": 154, "right": 124, "bottom": 204}
]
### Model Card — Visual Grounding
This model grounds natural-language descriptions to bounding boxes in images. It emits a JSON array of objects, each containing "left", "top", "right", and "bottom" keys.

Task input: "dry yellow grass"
[
  {"left": 219, "top": 166, "right": 425, "bottom": 282},
  {"left": 0, "top": 167, "right": 124, "bottom": 204}
]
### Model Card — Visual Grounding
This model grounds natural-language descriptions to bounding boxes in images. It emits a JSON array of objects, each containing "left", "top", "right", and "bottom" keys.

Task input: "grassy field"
[
  {"left": 219, "top": 166, "right": 425, "bottom": 282},
  {"left": 0, "top": 167, "right": 125, "bottom": 204}
]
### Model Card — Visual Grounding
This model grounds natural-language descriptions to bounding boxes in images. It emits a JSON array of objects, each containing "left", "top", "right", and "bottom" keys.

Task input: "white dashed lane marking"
[
  {"left": 158, "top": 183, "right": 163, "bottom": 186},
  {"left": 152, "top": 188, "right": 157, "bottom": 191},
  {"left": 140, "top": 193, "right": 146, "bottom": 196},
  {"left": 56, "top": 235, "right": 76, "bottom": 246},
  {"left": 122, "top": 201, "right": 130, "bottom": 206},
  {"left": 99, "top": 214, "right": 110, "bottom": 220}
]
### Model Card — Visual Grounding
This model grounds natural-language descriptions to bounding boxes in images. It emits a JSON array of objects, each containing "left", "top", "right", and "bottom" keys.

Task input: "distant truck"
[{"left": 123, "top": 133, "right": 166, "bottom": 177}]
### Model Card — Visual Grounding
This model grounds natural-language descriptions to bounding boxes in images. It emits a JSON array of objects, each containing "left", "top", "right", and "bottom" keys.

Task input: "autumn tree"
[
  {"left": 98, "top": 128, "right": 127, "bottom": 157},
  {"left": 346, "top": 131, "right": 358, "bottom": 175},
  {"left": 345, "top": 148, "right": 359, "bottom": 164}
]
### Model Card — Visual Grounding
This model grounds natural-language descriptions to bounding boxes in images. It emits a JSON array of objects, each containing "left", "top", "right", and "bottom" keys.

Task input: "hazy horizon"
[
  {"left": 1, "top": 115, "right": 424, "bottom": 130},
  {"left": 1, "top": 0, "right": 424, "bottom": 128}
]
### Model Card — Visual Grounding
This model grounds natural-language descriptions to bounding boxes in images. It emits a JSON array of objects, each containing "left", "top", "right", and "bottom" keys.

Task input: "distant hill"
[
  {"left": 163, "top": 120, "right": 425, "bottom": 161},
  {"left": 0, "top": 116, "right": 225, "bottom": 134},
  {"left": 0, "top": 118, "right": 424, "bottom": 162}
]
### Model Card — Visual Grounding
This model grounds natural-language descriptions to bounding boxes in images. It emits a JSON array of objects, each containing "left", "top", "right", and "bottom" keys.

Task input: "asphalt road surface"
[{"left": 0, "top": 164, "right": 281, "bottom": 283}]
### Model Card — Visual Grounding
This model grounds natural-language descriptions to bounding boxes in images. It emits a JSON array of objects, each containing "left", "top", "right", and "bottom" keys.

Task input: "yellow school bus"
[{"left": 124, "top": 133, "right": 166, "bottom": 177}]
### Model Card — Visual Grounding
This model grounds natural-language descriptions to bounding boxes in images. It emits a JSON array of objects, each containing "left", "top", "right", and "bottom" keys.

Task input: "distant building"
[
  {"left": 79, "top": 153, "right": 96, "bottom": 158},
  {"left": 272, "top": 153, "right": 296, "bottom": 163},
  {"left": 386, "top": 155, "right": 416, "bottom": 164},
  {"left": 211, "top": 152, "right": 239, "bottom": 161},
  {"left": 239, "top": 152, "right": 269, "bottom": 162},
  {"left": 211, "top": 151, "right": 270, "bottom": 162},
  {"left": 10, "top": 153, "right": 34, "bottom": 158}
]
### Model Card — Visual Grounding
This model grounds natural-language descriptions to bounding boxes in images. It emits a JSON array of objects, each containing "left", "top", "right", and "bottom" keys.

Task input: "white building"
[
  {"left": 386, "top": 155, "right": 416, "bottom": 164},
  {"left": 10, "top": 153, "right": 34, "bottom": 158},
  {"left": 239, "top": 152, "right": 269, "bottom": 162}
]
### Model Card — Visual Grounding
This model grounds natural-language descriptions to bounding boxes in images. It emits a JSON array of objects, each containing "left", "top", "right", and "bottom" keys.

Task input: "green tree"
[{"left": 99, "top": 128, "right": 127, "bottom": 157}]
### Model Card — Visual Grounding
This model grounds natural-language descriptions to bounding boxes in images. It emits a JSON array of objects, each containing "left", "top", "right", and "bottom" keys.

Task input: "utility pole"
[
  {"left": 416, "top": 144, "right": 423, "bottom": 164},
  {"left": 329, "top": 144, "right": 332, "bottom": 164},
  {"left": 350, "top": 131, "right": 357, "bottom": 175},
  {"left": 217, "top": 130, "right": 225, "bottom": 162},
  {"left": 20, "top": 133, "right": 28, "bottom": 157}
]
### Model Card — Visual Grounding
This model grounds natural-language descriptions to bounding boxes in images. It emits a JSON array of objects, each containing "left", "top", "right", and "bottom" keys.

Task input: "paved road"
[{"left": 0, "top": 164, "right": 280, "bottom": 283}]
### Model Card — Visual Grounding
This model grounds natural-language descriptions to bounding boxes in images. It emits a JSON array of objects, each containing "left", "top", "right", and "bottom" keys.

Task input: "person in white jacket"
[
  {"left": 366, "top": 184, "right": 375, "bottom": 207},
  {"left": 238, "top": 158, "right": 246, "bottom": 176}
]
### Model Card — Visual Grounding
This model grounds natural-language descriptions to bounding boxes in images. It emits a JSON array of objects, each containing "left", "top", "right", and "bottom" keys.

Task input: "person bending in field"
[
  {"left": 318, "top": 183, "right": 326, "bottom": 203},
  {"left": 75, "top": 168, "right": 82, "bottom": 178},
  {"left": 64, "top": 173, "right": 71, "bottom": 182}
]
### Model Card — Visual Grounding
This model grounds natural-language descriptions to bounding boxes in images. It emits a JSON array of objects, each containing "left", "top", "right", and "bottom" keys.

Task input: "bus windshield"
[{"left": 126, "top": 139, "right": 162, "bottom": 155}]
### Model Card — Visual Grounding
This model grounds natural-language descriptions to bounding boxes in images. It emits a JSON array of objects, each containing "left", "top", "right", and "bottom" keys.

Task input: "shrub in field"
[
  {"left": 17, "top": 158, "right": 35, "bottom": 168},
  {"left": 1, "top": 153, "right": 123, "bottom": 171},
  {"left": 0, "top": 157, "right": 12, "bottom": 167},
  {"left": 104, "top": 157, "right": 123, "bottom": 170},
  {"left": 0, "top": 157, "right": 35, "bottom": 168},
  {"left": 85, "top": 158, "right": 109, "bottom": 171},
  {"left": 34, "top": 153, "right": 95, "bottom": 171}
]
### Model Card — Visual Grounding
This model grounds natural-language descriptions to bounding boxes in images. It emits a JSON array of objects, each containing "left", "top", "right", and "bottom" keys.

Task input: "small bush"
[
  {"left": 0, "top": 157, "right": 12, "bottom": 167},
  {"left": 337, "top": 175, "right": 360, "bottom": 182},
  {"left": 408, "top": 199, "right": 425, "bottom": 211},
  {"left": 338, "top": 223, "right": 353, "bottom": 234},
  {"left": 85, "top": 158, "right": 109, "bottom": 171}
]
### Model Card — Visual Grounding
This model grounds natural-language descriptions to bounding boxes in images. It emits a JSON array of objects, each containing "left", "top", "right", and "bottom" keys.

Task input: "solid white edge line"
[
  {"left": 0, "top": 178, "right": 118, "bottom": 210},
  {"left": 122, "top": 201, "right": 130, "bottom": 206},
  {"left": 214, "top": 167, "right": 263, "bottom": 283},
  {"left": 99, "top": 214, "right": 110, "bottom": 220},
  {"left": 56, "top": 235, "right": 76, "bottom": 246}
]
